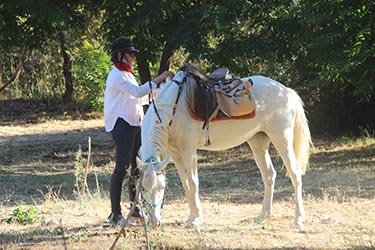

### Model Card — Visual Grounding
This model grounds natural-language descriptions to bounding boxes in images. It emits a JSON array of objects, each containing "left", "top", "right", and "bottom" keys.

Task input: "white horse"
[{"left": 137, "top": 64, "right": 312, "bottom": 229}]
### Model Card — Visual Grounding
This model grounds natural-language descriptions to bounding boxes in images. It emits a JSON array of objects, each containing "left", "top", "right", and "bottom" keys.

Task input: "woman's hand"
[{"left": 152, "top": 71, "right": 174, "bottom": 85}]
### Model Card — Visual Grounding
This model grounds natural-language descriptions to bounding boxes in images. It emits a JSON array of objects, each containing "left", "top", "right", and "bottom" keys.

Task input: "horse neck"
[{"left": 141, "top": 80, "right": 180, "bottom": 162}]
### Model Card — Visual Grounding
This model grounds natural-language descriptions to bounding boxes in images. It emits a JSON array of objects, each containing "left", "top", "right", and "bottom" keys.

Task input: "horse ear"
[
  {"left": 136, "top": 157, "right": 147, "bottom": 171},
  {"left": 154, "top": 154, "right": 171, "bottom": 172}
]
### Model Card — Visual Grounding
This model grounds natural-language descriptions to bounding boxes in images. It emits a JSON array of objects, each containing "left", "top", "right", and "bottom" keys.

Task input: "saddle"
[{"left": 184, "top": 65, "right": 256, "bottom": 145}]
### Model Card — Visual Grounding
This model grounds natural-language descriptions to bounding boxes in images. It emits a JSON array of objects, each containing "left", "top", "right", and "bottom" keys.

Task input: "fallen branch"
[
  {"left": 82, "top": 137, "right": 92, "bottom": 197},
  {"left": 109, "top": 172, "right": 150, "bottom": 250}
]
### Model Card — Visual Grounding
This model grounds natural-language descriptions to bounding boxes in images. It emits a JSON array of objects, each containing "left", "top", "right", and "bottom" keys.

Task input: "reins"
[
  {"left": 148, "top": 77, "right": 186, "bottom": 127},
  {"left": 169, "top": 77, "right": 185, "bottom": 126},
  {"left": 149, "top": 81, "right": 163, "bottom": 124},
  {"left": 142, "top": 197, "right": 163, "bottom": 213}
]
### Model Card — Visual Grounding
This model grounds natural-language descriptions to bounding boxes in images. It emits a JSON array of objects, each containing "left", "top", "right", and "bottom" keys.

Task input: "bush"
[
  {"left": 73, "top": 40, "right": 110, "bottom": 112},
  {"left": 5, "top": 201, "right": 38, "bottom": 224}
]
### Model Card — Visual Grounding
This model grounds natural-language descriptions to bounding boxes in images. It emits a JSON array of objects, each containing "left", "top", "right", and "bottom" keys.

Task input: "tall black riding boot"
[
  {"left": 110, "top": 172, "right": 124, "bottom": 215},
  {"left": 128, "top": 177, "right": 141, "bottom": 217}
]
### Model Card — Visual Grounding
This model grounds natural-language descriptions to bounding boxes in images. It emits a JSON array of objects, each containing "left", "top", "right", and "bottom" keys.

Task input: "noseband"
[
  {"left": 141, "top": 172, "right": 164, "bottom": 214},
  {"left": 140, "top": 159, "right": 166, "bottom": 213}
]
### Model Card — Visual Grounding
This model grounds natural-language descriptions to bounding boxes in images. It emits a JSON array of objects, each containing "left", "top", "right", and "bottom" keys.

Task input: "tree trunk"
[
  {"left": 58, "top": 31, "right": 73, "bottom": 103},
  {"left": 0, "top": 49, "right": 3, "bottom": 88},
  {"left": 158, "top": 43, "right": 174, "bottom": 75},
  {"left": 137, "top": 56, "right": 151, "bottom": 84}
]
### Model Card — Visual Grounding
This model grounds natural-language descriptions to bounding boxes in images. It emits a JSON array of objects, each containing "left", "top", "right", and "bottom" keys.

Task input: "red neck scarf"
[{"left": 114, "top": 61, "right": 132, "bottom": 72}]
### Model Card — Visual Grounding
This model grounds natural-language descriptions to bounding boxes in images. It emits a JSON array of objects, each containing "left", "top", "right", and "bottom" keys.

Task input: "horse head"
[{"left": 136, "top": 155, "right": 171, "bottom": 228}]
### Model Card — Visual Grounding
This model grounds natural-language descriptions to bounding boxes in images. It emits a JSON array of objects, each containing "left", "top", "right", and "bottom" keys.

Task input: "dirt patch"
[{"left": 0, "top": 118, "right": 374, "bottom": 249}]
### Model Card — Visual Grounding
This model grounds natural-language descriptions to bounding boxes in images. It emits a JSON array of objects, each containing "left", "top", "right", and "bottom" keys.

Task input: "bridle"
[
  {"left": 148, "top": 81, "right": 163, "bottom": 124},
  {"left": 141, "top": 71, "right": 188, "bottom": 214},
  {"left": 148, "top": 74, "right": 187, "bottom": 127},
  {"left": 141, "top": 178, "right": 165, "bottom": 211},
  {"left": 140, "top": 159, "right": 167, "bottom": 216}
]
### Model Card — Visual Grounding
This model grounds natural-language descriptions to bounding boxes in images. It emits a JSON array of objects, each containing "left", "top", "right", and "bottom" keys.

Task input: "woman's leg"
[
  {"left": 128, "top": 129, "right": 142, "bottom": 216},
  {"left": 109, "top": 118, "right": 139, "bottom": 217}
]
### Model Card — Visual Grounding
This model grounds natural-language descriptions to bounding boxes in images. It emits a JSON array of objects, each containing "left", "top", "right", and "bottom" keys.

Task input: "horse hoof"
[
  {"left": 253, "top": 216, "right": 268, "bottom": 224},
  {"left": 253, "top": 212, "right": 270, "bottom": 224},
  {"left": 294, "top": 217, "right": 304, "bottom": 230},
  {"left": 186, "top": 222, "right": 200, "bottom": 232},
  {"left": 186, "top": 217, "right": 201, "bottom": 231}
]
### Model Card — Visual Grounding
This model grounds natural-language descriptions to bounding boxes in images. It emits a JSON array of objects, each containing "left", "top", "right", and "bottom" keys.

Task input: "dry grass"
[{"left": 0, "top": 118, "right": 374, "bottom": 250}]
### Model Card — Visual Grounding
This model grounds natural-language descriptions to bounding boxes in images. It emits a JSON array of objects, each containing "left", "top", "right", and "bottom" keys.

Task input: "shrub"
[
  {"left": 5, "top": 201, "right": 38, "bottom": 224},
  {"left": 73, "top": 39, "right": 110, "bottom": 112}
]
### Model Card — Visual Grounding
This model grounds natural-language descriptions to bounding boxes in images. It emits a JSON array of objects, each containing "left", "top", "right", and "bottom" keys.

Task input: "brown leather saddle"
[
  {"left": 184, "top": 65, "right": 255, "bottom": 120},
  {"left": 183, "top": 64, "right": 256, "bottom": 145}
]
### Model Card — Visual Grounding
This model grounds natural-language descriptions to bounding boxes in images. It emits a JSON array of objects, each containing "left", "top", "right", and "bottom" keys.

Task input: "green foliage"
[
  {"left": 0, "top": 0, "right": 82, "bottom": 50},
  {"left": 5, "top": 201, "right": 38, "bottom": 224},
  {"left": 0, "top": 0, "right": 104, "bottom": 103},
  {"left": 13, "top": 41, "right": 64, "bottom": 99},
  {"left": 298, "top": 0, "right": 375, "bottom": 101},
  {"left": 72, "top": 231, "right": 90, "bottom": 242},
  {"left": 72, "top": 40, "right": 109, "bottom": 112},
  {"left": 1, "top": 0, "right": 375, "bottom": 134}
]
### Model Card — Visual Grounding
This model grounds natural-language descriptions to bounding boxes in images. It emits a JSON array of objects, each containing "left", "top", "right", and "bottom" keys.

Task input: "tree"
[
  {"left": 101, "top": 0, "right": 258, "bottom": 82},
  {"left": 0, "top": 0, "right": 101, "bottom": 103},
  {"left": 289, "top": 0, "right": 375, "bottom": 133},
  {"left": 298, "top": 0, "right": 375, "bottom": 101},
  {"left": 0, "top": 2, "right": 29, "bottom": 94}
]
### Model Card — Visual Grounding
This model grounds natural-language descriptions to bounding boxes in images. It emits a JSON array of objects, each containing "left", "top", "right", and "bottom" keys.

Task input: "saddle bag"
[
  {"left": 217, "top": 91, "right": 255, "bottom": 117},
  {"left": 216, "top": 79, "right": 256, "bottom": 117}
]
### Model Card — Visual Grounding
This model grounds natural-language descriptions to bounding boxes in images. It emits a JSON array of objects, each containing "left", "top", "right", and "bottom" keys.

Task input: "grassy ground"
[{"left": 0, "top": 118, "right": 374, "bottom": 250}]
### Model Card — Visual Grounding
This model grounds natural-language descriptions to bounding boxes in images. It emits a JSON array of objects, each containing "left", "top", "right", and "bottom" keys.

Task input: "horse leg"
[
  {"left": 272, "top": 131, "right": 305, "bottom": 229},
  {"left": 172, "top": 150, "right": 203, "bottom": 228},
  {"left": 247, "top": 132, "right": 276, "bottom": 222}
]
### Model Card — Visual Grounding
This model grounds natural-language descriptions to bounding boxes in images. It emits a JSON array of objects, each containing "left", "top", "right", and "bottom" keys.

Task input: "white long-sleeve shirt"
[{"left": 104, "top": 66, "right": 156, "bottom": 132}]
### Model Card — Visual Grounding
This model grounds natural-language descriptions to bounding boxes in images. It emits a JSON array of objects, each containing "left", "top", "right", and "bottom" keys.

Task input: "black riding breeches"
[
  {"left": 111, "top": 118, "right": 141, "bottom": 178},
  {"left": 109, "top": 118, "right": 141, "bottom": 214}
]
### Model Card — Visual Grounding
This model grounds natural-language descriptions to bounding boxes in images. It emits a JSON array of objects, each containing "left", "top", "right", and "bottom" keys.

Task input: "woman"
[{"left": 104, "top": 36, "right": 173, "bottom": 227}]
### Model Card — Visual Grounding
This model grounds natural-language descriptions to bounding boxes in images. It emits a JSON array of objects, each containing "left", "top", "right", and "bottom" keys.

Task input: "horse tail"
[{"left": 291, "top": 90, "right": 312, "bottom": 175}]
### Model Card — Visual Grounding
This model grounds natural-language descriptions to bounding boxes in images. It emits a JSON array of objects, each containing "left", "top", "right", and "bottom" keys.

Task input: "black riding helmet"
[{"left": 110, "top": 36, "right": 140, "bottom": 62}]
